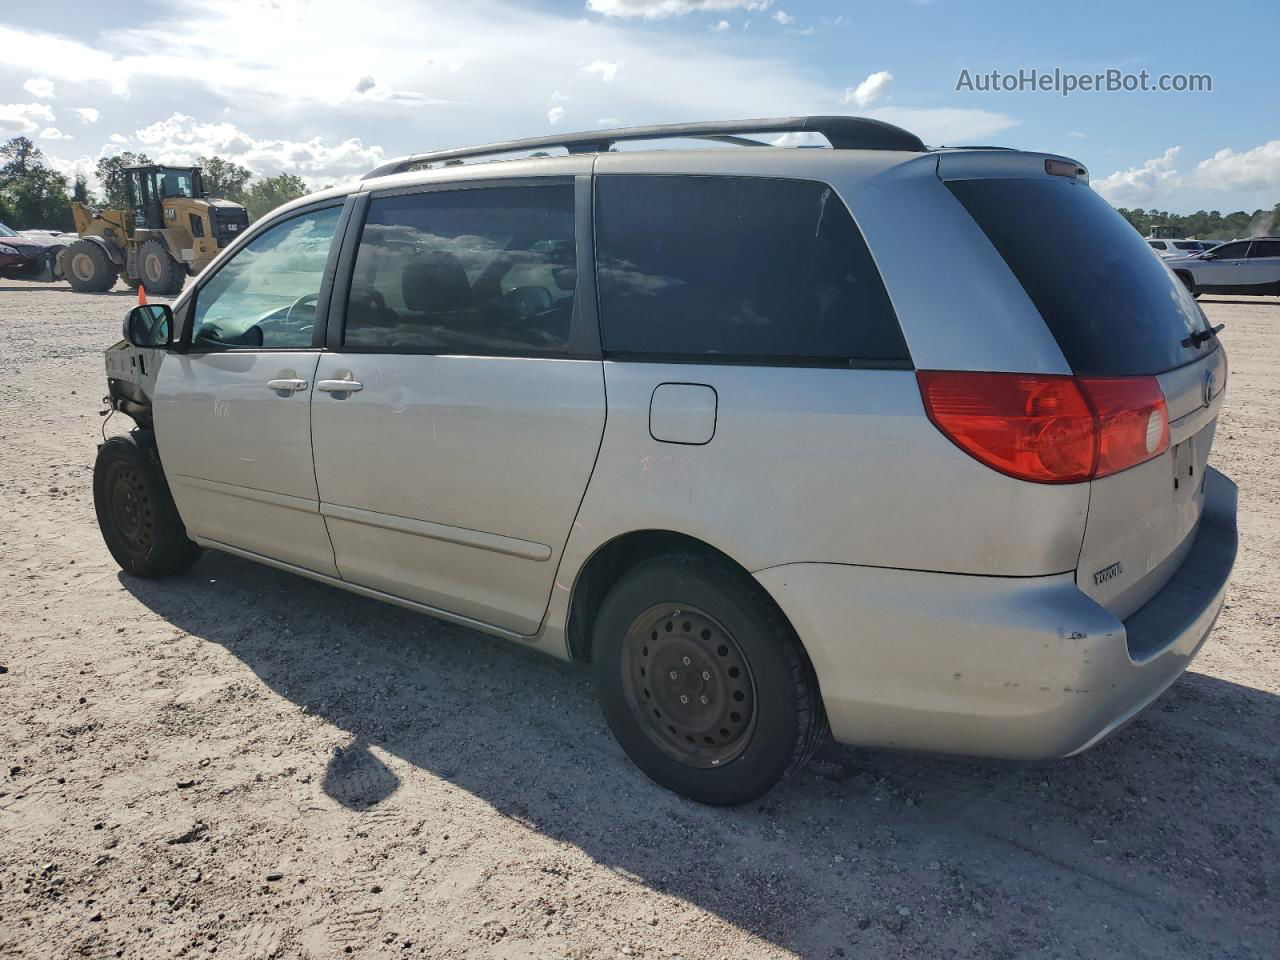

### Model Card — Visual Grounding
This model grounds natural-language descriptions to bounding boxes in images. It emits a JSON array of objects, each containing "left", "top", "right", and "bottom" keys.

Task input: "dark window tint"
[
  {"left": 1248, "top": 240, "right": 1280, "bottom": 258},
  {"left": 1210, "top": 241, "right": 1250, "bottom": 259},
  {"left": 344, "top": 184, "right": 576, "bottom": 355},
  {"left": 1149, "top": 241, "right": 1167, "bottom": 250},
  {"left": 1172, "top": 241, "right": 1200, "bottom": 250},
  {"left": 594, "top": 175, "right": 909, "bottom": 365},
  {"left": 947, "top": 178, "right": 1214, "bottom": 376}
]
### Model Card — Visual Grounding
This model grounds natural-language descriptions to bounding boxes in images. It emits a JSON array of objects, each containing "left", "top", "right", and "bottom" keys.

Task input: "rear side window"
[
  {"left": 594, "top": 175, "right": 909, "bottom": 366},
  {"left": 1249, "top": 240, "right": 1280, "bottom": 258},
  {"left": 343, "top": 184, "right": 576, "bottom": 355},
  {"left": 947, "top": 178, "right": 1214, "bottom": 376},
  {"left": 1210, "top": 241, "right": 1250, "bottom": 259}
]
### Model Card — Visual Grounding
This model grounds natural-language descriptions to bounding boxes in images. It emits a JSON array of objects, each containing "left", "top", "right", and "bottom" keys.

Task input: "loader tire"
[
  {"left": 64, "top": 240, "right": 118, "bottom": 293},
  {"left": 138, "top": 239, "right": 186, "bottom": 296}
]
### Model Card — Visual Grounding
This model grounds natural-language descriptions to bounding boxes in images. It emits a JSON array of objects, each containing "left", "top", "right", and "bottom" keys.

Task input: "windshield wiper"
[{"left": 1183, "top": 323, "right": 1224, "bottom": 348}]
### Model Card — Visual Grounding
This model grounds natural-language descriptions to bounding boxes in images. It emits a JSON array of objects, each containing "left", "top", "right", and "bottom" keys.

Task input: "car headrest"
[{"left": 402, "top": 251, "right": 471, "bottom": 314}]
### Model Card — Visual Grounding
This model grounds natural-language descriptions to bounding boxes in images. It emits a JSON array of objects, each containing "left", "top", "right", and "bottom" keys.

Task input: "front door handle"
[
  {"left": 266, "top": 378, "right": 308, "bottom": 395},
  {"left": 316, "top": 378, "right": 364, "bottom": 395}
]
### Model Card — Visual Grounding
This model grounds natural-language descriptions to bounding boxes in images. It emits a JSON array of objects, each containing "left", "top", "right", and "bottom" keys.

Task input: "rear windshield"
[{"left": 946, "top": 177, "right": 1215, "bottom": 376}]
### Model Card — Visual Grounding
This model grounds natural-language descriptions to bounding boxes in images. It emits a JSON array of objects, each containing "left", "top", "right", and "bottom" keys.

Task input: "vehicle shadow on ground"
[
  {"left": 1200, "top": 297, "right": 1280, "bottom": 308},
  {"left": 0, "top": 284, "right": 141, "bottom": 296},
  {"left": 120, "top": 551, "right": 1279, "bottom": 957}
]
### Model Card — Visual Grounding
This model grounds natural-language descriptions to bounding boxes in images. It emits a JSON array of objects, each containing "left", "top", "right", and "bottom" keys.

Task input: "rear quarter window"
[
  {"left": 594, "top": 175, "right": 910, "bottom": 366},
  {"left": 946, "top": 177, "right": 1214, "bottom": 376}
]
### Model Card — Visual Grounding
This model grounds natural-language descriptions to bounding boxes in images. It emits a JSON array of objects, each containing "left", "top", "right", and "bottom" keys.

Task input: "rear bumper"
[{"left": 755, "top": 467, "right": 1238, "bottom": 760}]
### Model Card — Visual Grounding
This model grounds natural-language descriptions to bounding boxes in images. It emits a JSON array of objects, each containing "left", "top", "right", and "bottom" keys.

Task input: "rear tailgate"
[
  {"left": 941, "top": 156, "right": 1227, "bottom": 621},
  {"left": 1077, "top": 349, "right": 1226, "bottom": 618}
]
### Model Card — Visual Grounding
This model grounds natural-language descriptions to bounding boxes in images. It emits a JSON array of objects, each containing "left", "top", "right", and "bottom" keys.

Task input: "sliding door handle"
[
  {"left": 317, "top": 378, "right": 364, "bottom": 394},
  {"left": 266, "top": 378, "right": 308, "bottom": 395}
]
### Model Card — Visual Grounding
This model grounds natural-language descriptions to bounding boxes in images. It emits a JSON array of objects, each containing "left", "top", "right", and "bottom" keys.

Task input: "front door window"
[{"left": 190, "top": 206, "right": 341, "bottom": 349}]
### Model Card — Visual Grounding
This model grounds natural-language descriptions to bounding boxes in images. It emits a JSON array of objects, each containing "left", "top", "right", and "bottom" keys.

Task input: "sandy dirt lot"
[{"left": 1, "top": 281, "right": 1277, "bottom": 960}]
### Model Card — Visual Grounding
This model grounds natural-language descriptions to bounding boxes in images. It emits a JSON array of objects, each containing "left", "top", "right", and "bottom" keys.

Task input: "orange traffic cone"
[{"left": 137, "top": 283, "right": 148, "bottom": 305}]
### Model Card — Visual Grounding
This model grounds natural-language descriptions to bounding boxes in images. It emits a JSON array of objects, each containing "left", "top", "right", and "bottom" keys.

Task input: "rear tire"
[
  {"left": 93, "top": 434, "right": 201, "bottom": 578},
  {"left": 592, "top": 554, "right": 826, "bottom": 805},
  {"left": 63, "top": 240, "right": 118, "bottom": 293},
  {"left": 138, "top": 239, "right": 186, "bottom": 296}
]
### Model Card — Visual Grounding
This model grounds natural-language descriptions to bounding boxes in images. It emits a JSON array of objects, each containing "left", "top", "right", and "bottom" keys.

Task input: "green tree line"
[
  {"left": 0, "top": 135, "right": 311, "bottom": 229},
  {"left": 1114, "top": 204, "right": 1280, "bottom": 242}
]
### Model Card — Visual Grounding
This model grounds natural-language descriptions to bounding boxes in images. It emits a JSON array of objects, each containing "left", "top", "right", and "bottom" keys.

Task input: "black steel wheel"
[
  {"left": 94, "top": 433, "right": 201, "bottom": 578},
  {"left": 621, "top": 604, "right": 756, "bottom": 769},
  {"left": 593, "top": 553, "right": 826, "bottom": 805},
  {"left": 103, "top": 460, "right": 153, "bottom": 559}
]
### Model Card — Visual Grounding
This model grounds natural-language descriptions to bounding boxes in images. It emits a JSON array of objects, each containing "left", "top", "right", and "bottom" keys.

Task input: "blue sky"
[{"left": 1, "top": 0, "right": 1275, "bottom": 213}]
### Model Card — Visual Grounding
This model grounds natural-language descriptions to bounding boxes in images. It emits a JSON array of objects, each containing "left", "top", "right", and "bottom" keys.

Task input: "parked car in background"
[
  {"left": 1166, "top": 237, "right": 1280, "bottom": 297},
  {"left": 92, "top": 117, "right": 1236, "bottom": 806},
  {"left": 0, "top": 221, "right": 72, "bottom": 283},
  {"left": 1147, "top": 238, "right": 1214, "bottom": 257}
]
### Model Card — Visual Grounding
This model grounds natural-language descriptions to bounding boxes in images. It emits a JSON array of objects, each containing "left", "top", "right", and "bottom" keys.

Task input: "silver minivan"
[{"left": 96, "top": 117, "right": 1237, "bottom": 805}]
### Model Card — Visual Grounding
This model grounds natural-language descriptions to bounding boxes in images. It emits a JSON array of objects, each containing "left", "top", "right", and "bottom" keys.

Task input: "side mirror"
[{"left": 123, "top": 303, "right": 174, "bottom": 348}]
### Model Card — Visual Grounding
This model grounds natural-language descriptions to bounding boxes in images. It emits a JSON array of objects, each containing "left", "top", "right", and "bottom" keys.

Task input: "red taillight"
[
  {"left": 1078, "top": 377, "right": 1169, "bottom": 478},
  {"left": 917, "top": 371, "right": 1169, "bottom": 484}
]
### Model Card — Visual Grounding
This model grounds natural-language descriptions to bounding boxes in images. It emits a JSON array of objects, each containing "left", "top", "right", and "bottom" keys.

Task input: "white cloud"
[
  {"left": 1091, "top": 147, "right": 1183, "bottom": 205},
  {"left": 772, "top": 10, "right": 793, "bottom": 25},
  {"left": 73, "top": 107, "right": 101, "bottom": 124},
  {"left": 14, "top": 0, "right": 1013, "bottom": 188},
  {"left": 842, "top": 70, "right": 893, "bottom": 108},
  {"left": 1068, "top": 130, "right": 1087, "bottom": 139},
  {"left": 550, "top": 90, "right": 570, "bottom": 103},
  {"left": 113, "top": 113, "right": 385, "bottom": 183},
  {"left": 0, "top": 26, "right": 128, "bottom": 96},
  {"left": 23, "top": 77, "right": 56, "bottom": 99},
  {"left": 1194, "top": 140, "right": 1280, "bottom": 192},
  {"left": 581, "top": 60, "right": 623, "bottom": 82},
  {"left": 587, "top": 0, "right": 771, "bottom": 18},
  {"left": 1092, "top": 139, "right": 1280, "bottom": 206},
  {"left": 598, "top": 117, "right": 621, "bottom": 126},
  {"left": 355, "top": 75, "right": 377, "bottom": 94},
  {"left": 711, "top": 19, "right": 730, "bottom": 30},
  {"left": 0, "top": 102, "right": 57, "bottom": 135},
  {"left": 548, "top": 106, "right": 566, "bottom": 126},
  {"left": 39, "top": 127, "right": 72, "bottom": 141},
  {"left": 864, "top": 106, "right": 1016, "bottom": 144}
]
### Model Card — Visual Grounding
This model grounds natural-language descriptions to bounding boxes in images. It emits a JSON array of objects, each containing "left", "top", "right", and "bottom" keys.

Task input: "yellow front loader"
[{"left": 61, "top": 164, "right": 249, "bottom": 295}]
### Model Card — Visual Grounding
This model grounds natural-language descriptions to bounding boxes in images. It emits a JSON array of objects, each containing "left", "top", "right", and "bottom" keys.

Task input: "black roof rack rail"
[{"left": 361, "top": 116, "right": 925, "bottom": 180}]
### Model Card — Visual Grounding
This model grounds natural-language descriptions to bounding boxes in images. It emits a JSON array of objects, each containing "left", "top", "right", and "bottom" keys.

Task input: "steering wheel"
[{"left": 282, "top": 293, "right": 320, "bottom": 336}]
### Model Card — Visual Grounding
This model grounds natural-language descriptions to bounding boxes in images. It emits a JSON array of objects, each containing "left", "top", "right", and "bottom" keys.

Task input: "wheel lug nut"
[
  {"left": 699, "top": 695, "right": 708, "bottom": 705},
  {"left": 669, "top": 671, "right": 678, "bottom": 680},
  {"left": 679, "top": 694, "right": 689, "bottom": 704},
  {"left": 701, "top": 671, "right": 710, "bottom": 681},
  {"left": 682, "top": 656, "right": 691, "bottom": 666}
]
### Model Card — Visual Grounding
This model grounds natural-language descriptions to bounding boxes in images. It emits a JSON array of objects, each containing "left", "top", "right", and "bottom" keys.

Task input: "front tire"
[
  {"left": 63, "top": 240, "right": 118, "bottom": 293},
  {"left": 138, "top": 239, "right": 186, "bottom": 296},
  {"left": 93, "top": 434, "right": 201, "bottom": 577},
  {"left": 592, "top": 554, "right": 826, "bottom": 805}
]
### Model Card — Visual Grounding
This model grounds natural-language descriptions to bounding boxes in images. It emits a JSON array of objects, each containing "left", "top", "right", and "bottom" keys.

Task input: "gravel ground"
[{"left": 1, "top": 281, "right": 1277, "bottom": 960}]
